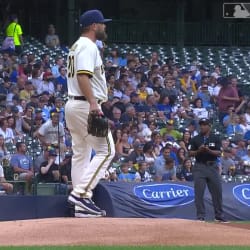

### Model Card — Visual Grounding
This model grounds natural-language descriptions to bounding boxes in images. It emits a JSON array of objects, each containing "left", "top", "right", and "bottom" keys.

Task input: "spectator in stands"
[
  {"left": 38, "top": 147, "right": 59, "bottom": 183},
  {"left": 160, "top": 119, "right": 182, "bottom": 141},
  {"left": 179, "top": 158, "right": 193, "bottom": 181},
  {"left": 192, "top": 97, "right": 209, "bottom": 120},
  {"left": 0, "top": 77, "right": 11, "bottom": 102},
  {"left": 234, "top": 138, "right": 247, "bottom": 159},
  {"left": 60, "top": 150, "right": 72, "bottom": 187},
  {"left": 7, "top": 115, "right": 21, "bottom": 140},
  {"left": 127, "top": 142, "right": 145, "bottom": 167},
  {"left": 211, "top": 65, "right": 221, "bottom": 80},
  {"left": 195, "top": 80, "right": 212, "bottom": 109},
  {"left": 162, "top": 77, "right": 179, "bottom": 97},
  {"left": 157, "top": 94, "right": 173, "bottom": 120},
  {"left": 176, "top": 147, "right": 186, "bottom": 166},
  {"left": 217, "top": 77, "right": 240, "bottom": 122},
  {"left": 54, "top": 97, "right": 65, "bottom": 124},
  {"left": 135, "top": 161, "right": 152, "bottom": 182},
  {"left": 55, "top": 66, "right": 67, "bottom": 95},
  {"left": 117, "top": 158, "right": 135, "bottom": 182},
  {"left": 230, "top": 76, "right": 243, "bottom": 104},
  {"left": 31, "top": 68, "right": 43, "bottom": 91},
  {"left": 21, "top": 106, "right": 34, "bottom": 135},
  {"left": 107, "top": 49, "right": 124, "bottom": 67},
  {"left": 115, "top": 131, "right": 133, "bottom": 158},
  {"left": 45, "top": 24, "right": 60, "bottom": 49},
  {"left": 155, "top": 157, "right": 177, "bottom": 182},
  {"left": 6, "top": 85, "right": 19, "bottom": 105},
  {"left": 179, "top": 69, "right": 197, "bottom": 96},
  {"left": 143, "top": 141, "right": 157, "bottom": 169},
  {"left": 109, "top": 106, "right": 122, "bottom": 129},
  {"left": 51, "top": 56, "right": 64, "bottom": 78},
  {"left": 34, "top": 146, "right": 49, "bottom": 173},
  {"left": 41, "top": 53, "right": 51, "bottom": 69},
  {"left": 5, "top": 14, "right": 23, "bottom": 55},
  {"left": 177, "top": 96, "right": 195, "bottom": 121},
  {"left": 0, "top": 134, "right": 8, "bottom": 160},
  {"left": 154, "top": 146, "right": 177, "bottom": 181},
  {"left": 241, "top": 145, "right": 250, "bottom": 175},
  {"left": 37, "top": 72, "right": 55, "bottom": 96},
  {"left": 19, "top": 80, "right": 34, "bottom": 102},
  {"left": 0, "top": 163, "right": 13, "bottom": 193},
  {"left": 0, "top": 117, "right": 15, "bottom": 143},
  {"left": 120, "top": 103, "right": 137, "bottom": 125},
  {"left": 10, "top": 141, "right": 34, "bottom": 191},
  {"left": 239, "top": 114, "right": 250, "bottom": 134},
  {"left": 149, "top": 51, "right": 162, "bottom": 67},
  {"left": 220, "top": 147, "right": 236, "bottom": 176},
  {"left": 178, "top": 129, "right": 191, "bottom": 153},
  {"left": 36, "top": 109, "right": 65, "bottom": 147},
  {"left": 225, "top": 114, "right": 244, "bottom": 137},
  {"left": 32, "top": 110, "right": 45, "bottom": 138},
  {"left": 151, "top": 131, "right": 163, "bottom": 156}
]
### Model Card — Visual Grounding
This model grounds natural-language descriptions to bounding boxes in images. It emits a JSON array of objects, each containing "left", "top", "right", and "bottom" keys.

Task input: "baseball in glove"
[{"left": 87, "top": 110, "right": 109, "bottom": 137}]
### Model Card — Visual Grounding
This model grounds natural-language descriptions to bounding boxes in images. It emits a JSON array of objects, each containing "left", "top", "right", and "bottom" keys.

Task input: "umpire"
[{"left": 189, "top": 118, "right": 228, "bottom": 222}]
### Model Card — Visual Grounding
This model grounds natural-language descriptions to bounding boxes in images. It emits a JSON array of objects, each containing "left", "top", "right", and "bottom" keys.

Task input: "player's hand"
[{"left": 197, "top": 144, "right": 207, "bottom": 153}]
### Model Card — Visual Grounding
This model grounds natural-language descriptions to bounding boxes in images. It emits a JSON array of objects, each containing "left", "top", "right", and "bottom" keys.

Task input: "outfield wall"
[{"left": 0, "top": 182, "right": 249, "bottom": 221}]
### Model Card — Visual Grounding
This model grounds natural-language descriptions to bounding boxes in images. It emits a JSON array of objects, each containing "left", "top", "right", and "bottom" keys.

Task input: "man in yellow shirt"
[{"left": 6, "top": 14, "right": 23, "bottom": 55}]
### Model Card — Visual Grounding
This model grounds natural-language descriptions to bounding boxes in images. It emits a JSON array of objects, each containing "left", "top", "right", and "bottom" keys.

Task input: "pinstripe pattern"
[{"left": 84, "top": 135, "right": 111, "bottom": 193}]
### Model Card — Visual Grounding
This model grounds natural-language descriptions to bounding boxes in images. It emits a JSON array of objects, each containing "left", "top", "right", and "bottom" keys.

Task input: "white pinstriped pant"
[{"left": 65, "top": 99, "right": 115, "bottom": 198}]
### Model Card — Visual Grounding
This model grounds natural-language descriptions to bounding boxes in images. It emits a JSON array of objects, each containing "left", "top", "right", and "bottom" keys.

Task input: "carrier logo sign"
[
  {"left": 223, "top": 3, "right": 250, "bottom": 18},
  {"left": 233, "top": 184, "right": 250, "bottom": 206},
  {"left": 134, "top": 183, "right": 194, "bottom": 207}
]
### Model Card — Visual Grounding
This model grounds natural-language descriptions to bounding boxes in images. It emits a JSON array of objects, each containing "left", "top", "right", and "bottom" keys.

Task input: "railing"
[{"left": 107, "top": 21, "right": 250, "bottom": 46}]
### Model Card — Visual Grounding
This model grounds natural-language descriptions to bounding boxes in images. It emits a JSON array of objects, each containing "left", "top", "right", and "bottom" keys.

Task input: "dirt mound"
[{"left": 0, "top": 218, "right": 250, "bottom": 246}]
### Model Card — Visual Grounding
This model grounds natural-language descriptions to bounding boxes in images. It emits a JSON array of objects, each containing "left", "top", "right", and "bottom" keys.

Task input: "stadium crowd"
[{"left": 0, "top": 38, "right": 250, "bottom": 195}]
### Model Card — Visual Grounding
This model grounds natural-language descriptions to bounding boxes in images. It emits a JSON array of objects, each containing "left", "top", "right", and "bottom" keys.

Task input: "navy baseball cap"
[{"left": 79, "top": 9, "right": 112, "bottom": 28}]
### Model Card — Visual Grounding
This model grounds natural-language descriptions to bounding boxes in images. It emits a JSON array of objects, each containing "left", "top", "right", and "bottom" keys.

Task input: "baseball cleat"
[
  {"left": 68, "top": 193, "right": 105, "bottom": 215},
  {"left": 214, "top": 217, "right": 229, "bottom": 223},
  {"left": 75, "top": 210, "right": 105, "bottom": 218}
]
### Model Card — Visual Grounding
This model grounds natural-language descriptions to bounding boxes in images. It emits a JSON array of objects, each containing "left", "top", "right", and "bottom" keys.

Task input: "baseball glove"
[{"left": 87, "top": 110, "right": 109, "bottom": 137}]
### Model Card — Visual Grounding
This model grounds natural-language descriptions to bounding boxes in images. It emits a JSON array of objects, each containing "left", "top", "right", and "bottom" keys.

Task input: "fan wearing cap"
[
  {"left": 36, "top": 109, "right": 65, "bottom": 147},
  {"left": 38, "top": 147, "right": 59, "bottom": 183},
  {"left": 189, "top": 118, "right": 228, "bottom": 223},
  {"left": 65, "top": 9, "right": 115, "bottom": 218}
]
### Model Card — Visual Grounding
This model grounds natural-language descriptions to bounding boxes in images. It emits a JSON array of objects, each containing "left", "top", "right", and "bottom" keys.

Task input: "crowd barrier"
[{"left": 0, "top": 181, "right": 249, "bottom": 221}]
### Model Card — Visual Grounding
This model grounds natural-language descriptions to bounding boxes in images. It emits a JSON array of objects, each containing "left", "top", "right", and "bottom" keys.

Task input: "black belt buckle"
[{"left": 69, "top": 96, "right": 102, "bottom": 104}]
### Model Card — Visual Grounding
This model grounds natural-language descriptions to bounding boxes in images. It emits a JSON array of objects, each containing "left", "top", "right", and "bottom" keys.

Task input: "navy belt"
[{"left": 68, "top": 96, "right": 102, "bottom": 104}]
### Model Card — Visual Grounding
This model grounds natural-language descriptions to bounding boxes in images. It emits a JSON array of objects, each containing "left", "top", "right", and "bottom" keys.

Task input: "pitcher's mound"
[{"left": 0, "top": 218, "right": 250, "bottom": 246}]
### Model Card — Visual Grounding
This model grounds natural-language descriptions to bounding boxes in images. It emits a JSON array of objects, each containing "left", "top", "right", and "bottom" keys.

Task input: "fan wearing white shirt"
[{"left": 192, "top": 97, "right": 208, "bottom": 119}]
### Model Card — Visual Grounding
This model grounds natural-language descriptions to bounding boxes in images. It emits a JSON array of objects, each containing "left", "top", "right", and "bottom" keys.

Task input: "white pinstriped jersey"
[{"left": 67, "top": 37, "right": 108, "bottom": 101}]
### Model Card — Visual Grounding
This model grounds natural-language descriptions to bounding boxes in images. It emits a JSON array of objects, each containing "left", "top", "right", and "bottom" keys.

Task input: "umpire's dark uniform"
[{"left": 189, "top": 118, "right": 226, "bottom": 221}]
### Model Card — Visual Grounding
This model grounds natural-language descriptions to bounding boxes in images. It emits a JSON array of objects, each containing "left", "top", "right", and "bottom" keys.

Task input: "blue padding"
[{"left": 0, "top": 182, "right": 249, "bottom": 221}]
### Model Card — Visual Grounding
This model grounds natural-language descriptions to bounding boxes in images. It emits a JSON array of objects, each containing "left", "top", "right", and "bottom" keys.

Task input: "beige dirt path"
[{"left": 0, "top": 218, "right": 250, "bottom": 246}]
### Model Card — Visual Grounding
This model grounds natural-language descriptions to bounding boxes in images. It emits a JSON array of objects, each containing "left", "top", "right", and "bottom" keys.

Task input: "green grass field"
[{"left": 0, "top": 246, "right": 250, "bottom": 250}]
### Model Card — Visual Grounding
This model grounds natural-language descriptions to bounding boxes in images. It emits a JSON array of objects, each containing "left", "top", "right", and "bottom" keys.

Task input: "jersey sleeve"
[{"left": 76, "top": 44, "right": 96, "bottom": 77}]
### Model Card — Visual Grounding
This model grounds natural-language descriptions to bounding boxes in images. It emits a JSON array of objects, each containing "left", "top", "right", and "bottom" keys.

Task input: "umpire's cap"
[
  {"left": 80, "top": 9, "right": 112, "bottom": 28},
  {"left": 199, "top": 118, "right": 210, "bottom": 126}
]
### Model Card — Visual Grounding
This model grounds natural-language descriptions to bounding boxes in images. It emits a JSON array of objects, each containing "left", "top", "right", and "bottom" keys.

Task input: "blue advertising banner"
[
  {"left": 0, "top": 181, "right": 249, "bottom": 221},
  {"left": 93, "top": 181, "right": 250, "bottom": 220}
]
